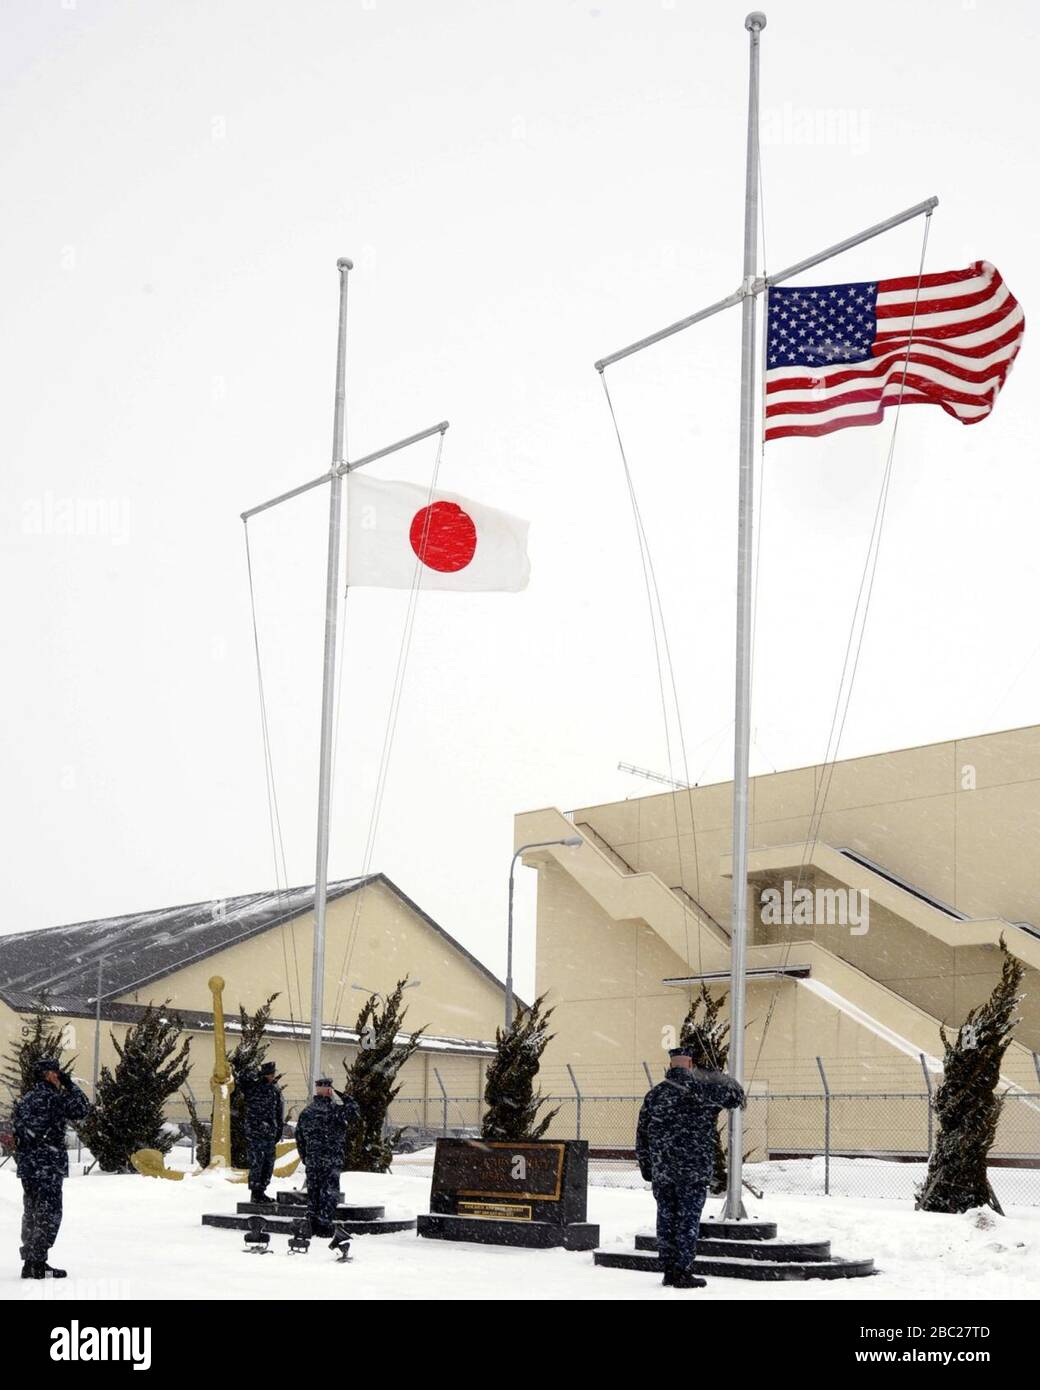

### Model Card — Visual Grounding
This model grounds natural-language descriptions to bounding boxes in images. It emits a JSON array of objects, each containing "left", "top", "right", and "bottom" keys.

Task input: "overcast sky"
[{"left": 2, "top": 0, "right": 1036, "bottom": 1005}]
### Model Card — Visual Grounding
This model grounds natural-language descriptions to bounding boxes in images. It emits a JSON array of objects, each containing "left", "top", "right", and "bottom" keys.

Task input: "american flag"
[{"left": 764, "top": 260, "right": 1024, "bottom": 442}]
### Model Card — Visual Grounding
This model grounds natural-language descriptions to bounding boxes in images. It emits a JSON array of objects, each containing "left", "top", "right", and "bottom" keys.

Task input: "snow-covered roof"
[
  {"left": 0, "top": 873, "right": 511, "bottom": 1013},
  {"left": 0, "top": 879, "right": 371, "bottom": 1007},
  {"left": 0, "top": 872, "right": 511, "bottom": 1017}
]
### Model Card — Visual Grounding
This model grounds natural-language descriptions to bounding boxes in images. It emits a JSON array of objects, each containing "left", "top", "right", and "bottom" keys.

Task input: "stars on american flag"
[{"left": 766, "top": 280, "right": 880, "bottom": 368}]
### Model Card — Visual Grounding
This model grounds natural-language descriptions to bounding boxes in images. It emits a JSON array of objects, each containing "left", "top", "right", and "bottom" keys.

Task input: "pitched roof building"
[{"left": 0, "top": 873, "right": 508, "bottom": 1128}]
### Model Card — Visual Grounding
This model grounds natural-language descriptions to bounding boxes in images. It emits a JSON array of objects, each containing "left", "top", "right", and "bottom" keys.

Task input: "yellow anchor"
[{"left": 132, "top": 976, "right": 299, "bottom": 1180}]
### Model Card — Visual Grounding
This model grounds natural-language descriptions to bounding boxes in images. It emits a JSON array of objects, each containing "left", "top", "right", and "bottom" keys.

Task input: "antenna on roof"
[{"left": 617, "top": 761, "right": 695, "bottom": 791}]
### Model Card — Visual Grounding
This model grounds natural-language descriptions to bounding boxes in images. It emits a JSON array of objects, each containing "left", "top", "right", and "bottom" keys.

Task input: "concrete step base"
[
  {"left": 202, "top": 1212, "right": 416, "bottom": 1237},
  {"left": 238, "top": 1200, "right": 386, "bottom": 1222},
  {"left": 594, "top": 1246, "right": 875, "bottom": 1281},
  {"left": 417, "top": 1212, "right": 600, "bottom": 1251},
  {"left": 697, "top": 1218, "right": 779, "bottom": 1241},
  {"left": 634, "top": 1232, "right": 834, "bottom": 1262}
]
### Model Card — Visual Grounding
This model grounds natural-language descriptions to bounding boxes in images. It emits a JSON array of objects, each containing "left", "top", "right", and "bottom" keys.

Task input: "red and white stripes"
[{"left": 764, "top": 262, "right": 1024, "bottom": 441}]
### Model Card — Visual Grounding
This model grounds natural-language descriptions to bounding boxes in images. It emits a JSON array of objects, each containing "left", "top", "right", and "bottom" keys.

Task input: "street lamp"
[
  {"left": 90, "top": 955, "right": 107, "bottom": 1102},
  {"left": 506, "top": 837, "right": 582, "bottom": 1029}
]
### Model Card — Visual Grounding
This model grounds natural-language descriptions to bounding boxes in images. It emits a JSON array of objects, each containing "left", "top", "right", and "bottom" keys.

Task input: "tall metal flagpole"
[
  {"left": 591, "top": 16, "right": 937, "bottom": 1221},
  {"left": 724, "top": 11, "right": 765, "bottom": 1221},
  {"left": 240, "top": 262, "right": 448, "bottom": 1100},
  {"left": 309, "top": 256, "right": 352, "bottom": 1098}
]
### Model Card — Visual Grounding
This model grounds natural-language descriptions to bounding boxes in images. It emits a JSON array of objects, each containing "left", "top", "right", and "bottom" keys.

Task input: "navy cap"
[
  {"left": 36, "top": 1056, "right": 62, "bottom": 1076},
  {"left": 260, "top": 1062, "right": 277, "bottom": 1076},
  {"left": 668, "top": 1046, "right": 696, "bottom": 1059}
]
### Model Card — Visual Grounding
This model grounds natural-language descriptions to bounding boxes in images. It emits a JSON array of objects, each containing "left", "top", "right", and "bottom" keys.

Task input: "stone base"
[
  {"left": 595, "top": 1223, "right": 874, "bottom": 1281},
  {"left": 417, "top": 1212, "right": 599, "bottom": 1251},
  {"left": 634, "top": 1232, "right": 833, "bottom": 1262},
  {"left": 202, "top": 1210, "right": 416, "bottom": 1236},
  {"left": 240, "top": 1199, "right": 387, "bottom": 1223}
]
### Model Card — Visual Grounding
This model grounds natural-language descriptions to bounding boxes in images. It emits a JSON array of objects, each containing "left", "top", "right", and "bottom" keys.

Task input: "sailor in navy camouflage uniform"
[
  {"left": 636, "top": 1045, "right": 745, "bottom": 1288},
  {"left": 238, "top": 1060, "right": 285, "bottom": 1204},
  {"left": 13, "top": 1057, "right": 91, "bottom": 1279},
  {"left": 294, "top": 1077, "right": 361, "bottom": 1236}
]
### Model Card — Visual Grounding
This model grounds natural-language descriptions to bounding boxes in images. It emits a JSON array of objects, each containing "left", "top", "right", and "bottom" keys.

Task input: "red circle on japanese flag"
[{"left": 409, "top": 502, "right": 477, "bottom": 572}]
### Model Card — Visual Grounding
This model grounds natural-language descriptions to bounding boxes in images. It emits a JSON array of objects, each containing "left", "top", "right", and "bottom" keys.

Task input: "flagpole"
[
  {"left": 308, "top": 255, "right": 352, "bottom": 1099},
  {"left": 724, "top": 11, "right": 765, "bottom": 1222}
]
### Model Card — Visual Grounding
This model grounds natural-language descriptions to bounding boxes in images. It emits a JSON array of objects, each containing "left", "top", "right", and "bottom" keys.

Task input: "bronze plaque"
[
  {"left": 435, "top": 1141, "right": 566, "bottom": 1201},
  {"left": 458, "top": 1201, "right": 533, "bottom": 1221}
]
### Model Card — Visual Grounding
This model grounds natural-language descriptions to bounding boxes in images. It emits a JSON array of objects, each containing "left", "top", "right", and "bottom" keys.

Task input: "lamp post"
[
  {"left": 506, "top": 837, "right": 582, "bottom": 1029},
  {"left": 91, "top": 955, "right": 105, "bottom": 1102}
]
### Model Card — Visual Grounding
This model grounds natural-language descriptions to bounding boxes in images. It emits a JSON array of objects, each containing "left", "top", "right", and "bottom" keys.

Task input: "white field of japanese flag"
[{"left": 346, "top": 475, "right": 530, "bottom": 592}]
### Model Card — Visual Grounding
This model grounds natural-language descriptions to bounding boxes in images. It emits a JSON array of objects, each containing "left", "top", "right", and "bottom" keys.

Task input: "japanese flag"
[{"left": 346, "top": 476, "right": 530, "bottom": 592}]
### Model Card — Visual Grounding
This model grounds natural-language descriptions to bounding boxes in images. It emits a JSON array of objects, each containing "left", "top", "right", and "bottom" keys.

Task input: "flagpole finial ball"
[
  {"left": 745, "top": 12, "right": 766, "bottom": 31},
  {"left": 337, "top": 257, "right": 354, "bottom": 271}
]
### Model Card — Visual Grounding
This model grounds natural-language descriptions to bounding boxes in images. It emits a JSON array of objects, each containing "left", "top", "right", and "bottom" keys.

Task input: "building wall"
[
  {"left": 576, "top": 725, "right": 1040, "bottom": 930},
  {"left": 0, "top": 1001, "right": 487, "bottom": 1131},
  {"left": 526, "top": 724, "right": 1040, "bottom": 1152}
]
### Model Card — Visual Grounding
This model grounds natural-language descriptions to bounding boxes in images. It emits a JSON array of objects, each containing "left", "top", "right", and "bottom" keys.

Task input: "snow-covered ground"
[
  {"left": 590, "top": 1154, "right": 1040, "bottom": 1208},
  {"left": 1, "top": 1153, "right": 1036, "bottom": 1301}
]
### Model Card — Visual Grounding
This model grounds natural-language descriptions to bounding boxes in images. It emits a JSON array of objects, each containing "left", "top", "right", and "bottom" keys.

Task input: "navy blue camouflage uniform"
[
  {"left": 14, "top": 1067, "right": 91, "bottom": 1268},
  {"left": 238, "top": 1067, "right": 285, "bottom": 1200},
  {"left": 636, "top": 1065, "right": 745, "bottom": 1277},
  {"left": 294, "top": 1090, "right": 360, "bottom": 1235}
]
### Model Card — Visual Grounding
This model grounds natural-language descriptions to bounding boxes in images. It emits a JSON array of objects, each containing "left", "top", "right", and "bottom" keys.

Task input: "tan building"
[
  {"left": 0, "top": 873, "right": 507, "bottom": 1133},
  {"left": 517, "top": 723, "right": 1040, "bottom": 1157}
]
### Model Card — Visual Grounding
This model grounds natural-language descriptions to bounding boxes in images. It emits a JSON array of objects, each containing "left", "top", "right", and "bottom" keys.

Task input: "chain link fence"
[
  {"left": 5, "top": 1083, "right": 1036, "bottom": 1207},
  {"left": 382, "top": 1088, "right": 1040, "bottom": 1208}
]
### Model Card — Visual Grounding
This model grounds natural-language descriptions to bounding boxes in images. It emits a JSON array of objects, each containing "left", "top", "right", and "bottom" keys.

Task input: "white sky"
[{"left": 1, "top": 0, "right": 1037, "bottom": 1006}]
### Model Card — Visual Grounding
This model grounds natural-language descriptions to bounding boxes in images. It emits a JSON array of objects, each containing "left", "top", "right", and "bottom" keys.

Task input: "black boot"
[
  {"left": 21, "top": 1261, "right": 44, "bottom": 1280},
  {"left": 672, "top": 1266, "right": 707, "bottom": 1290},
  {"left": 661, "top": 1264, "right": 677, "bottom": 1287},
  {"left": 43, "top": 1264, "right": 68, "bottom": 1278}
]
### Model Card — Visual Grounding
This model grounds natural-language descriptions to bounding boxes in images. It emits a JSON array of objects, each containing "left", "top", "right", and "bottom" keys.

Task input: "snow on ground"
[
  {"left": 1, "top": 1153, "right": 1037, "bottom": 1301},
  {"left": 591, "top": 1153, "right": 1040, "bottom": 1208}
]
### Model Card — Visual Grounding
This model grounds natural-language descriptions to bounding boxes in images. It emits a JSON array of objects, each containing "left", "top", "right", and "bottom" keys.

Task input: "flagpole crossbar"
[
  {"left": 241, "top": 473, "right": 331, "bottom": 523},
  {"left": 592, "top": 195, "right": 938, "bottom": 375},
  {"left": 761, "top": 195, "right": 938, "bottom": 291},
  {"left": 594, "top": 288, "right": 746, "bottom": 373},
  {"left": 240, "top": 421, "right": 451, "bottom": 522},
  {"left": 338, "top": 420, "right": 450, "bottom": 476}
]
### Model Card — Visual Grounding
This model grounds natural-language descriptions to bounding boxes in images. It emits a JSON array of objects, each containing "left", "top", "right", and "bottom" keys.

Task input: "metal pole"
[
  {"left": 1032, "top": 1052, "right": 1040, "bottom": 1090},
  {"left": 92, "top": 955, "right": 103, "bottom": 1101},
  {"left": 506, "top": 851, "right": 519, "bottom": 1031},
  {"left": 642, "top": 1060, "right": 654, "bottom": 1088},
  {"left": 433, "top": 1067, "right": 449, "bottom": 1136},
  {"left": 816, "top": 1056, "right": 830, "bottom": 1196},
  {"left": 566, "top": 1063, "right": 582, "bottom": 1141},
  {"left": 920, "top": 1053, "right": 934, "bottom": 1155},
  {"left": 724, "top": 11, "right": 765, "bottom": 1222},
  {"left": 308, "top": 256, "right": 352, "bottom": 1100},
  {"left": 506, "top": 837, "right": 582, "bottom": 1030}
]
